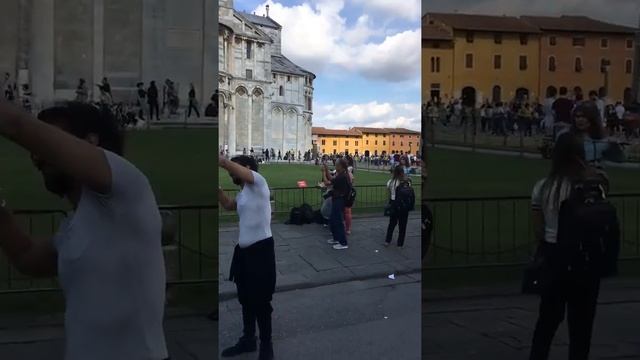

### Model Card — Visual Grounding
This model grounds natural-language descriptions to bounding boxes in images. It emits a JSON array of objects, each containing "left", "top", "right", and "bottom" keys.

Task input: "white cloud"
[
  {"left": 252, "top": 1, "right": 420, "bottom": 82},
  {"left": 314, "top": 101, "right": 421, "bottom": 130},
  {"left": 353, "top": 0, "right": 421, "bottom": 21}
]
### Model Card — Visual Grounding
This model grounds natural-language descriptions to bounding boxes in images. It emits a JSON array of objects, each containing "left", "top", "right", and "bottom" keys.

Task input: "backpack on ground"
[
  {"left": 287, "top": 206, "right": 304, "bottom": 225},
  {"left": 394, "top": 180, "right": 415, "bottom": 212},
  {"left": 300, "top": 203, "right": 314, "bottom": 224},
  {"left": 557, "top": 174, "right": 620, "bottom": 277}
]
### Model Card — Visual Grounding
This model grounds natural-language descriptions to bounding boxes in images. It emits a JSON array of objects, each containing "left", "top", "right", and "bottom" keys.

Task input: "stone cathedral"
[{"left": 219, "top": 0, "right": 315, "bottom": 156}]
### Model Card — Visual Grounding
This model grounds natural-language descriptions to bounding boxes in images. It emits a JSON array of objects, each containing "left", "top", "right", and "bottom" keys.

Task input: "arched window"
[
  {"left": 548, "top": 56, "right": 556, "bottom": 72},
  {"left": 574, "top": 57, "right": 583, "bottom": 73},
  {"left": 279, "top": 85, "right": 284, "bottom": 96}
]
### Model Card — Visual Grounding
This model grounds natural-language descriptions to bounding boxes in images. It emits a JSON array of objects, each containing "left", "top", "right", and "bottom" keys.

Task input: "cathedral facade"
[{"left": 219, "top": 0, "right": 315, "bottom": 156}]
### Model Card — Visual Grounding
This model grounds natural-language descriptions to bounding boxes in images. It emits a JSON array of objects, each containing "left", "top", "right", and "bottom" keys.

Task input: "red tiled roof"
[
  {"left": 521, "top": 15, "right": 637, "bottom": 34},
  {"left": 352, "top": 127, "right": 421, "bottom": 135},
  {"left": 312, "top": 127, "right": 361, "bottom": 136},
  {"left": 426, "top": 13, "right": 541, "bottom": 34},
  {"left": 423, "top": 23, "right": 453, "bottom": 40}
]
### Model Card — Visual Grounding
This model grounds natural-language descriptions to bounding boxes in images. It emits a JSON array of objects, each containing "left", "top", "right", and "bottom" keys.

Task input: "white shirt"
[
  {"left": 236, "top": 171, "right": 272, "bottom": 247},
  {"left": 531, "top": 178, "right": 572, "bottom": 244},
  {"left": 616, "top": 105, "right": 625, "bottom": 120},
  {"left": 54, "top": 150, "right": 167, "bottom": 360},
  {"left": 387, "top": 178, "right": 401, "bottom": 201}
]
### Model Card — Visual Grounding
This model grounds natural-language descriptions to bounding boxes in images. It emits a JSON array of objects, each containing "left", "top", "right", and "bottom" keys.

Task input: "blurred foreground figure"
[{"left": 0, "top": 101, "right": 168, "bottom": 360}]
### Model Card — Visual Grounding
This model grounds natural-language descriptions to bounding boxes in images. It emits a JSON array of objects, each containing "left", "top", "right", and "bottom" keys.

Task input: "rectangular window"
[
  {"left": 549, "top": 36, "right": 557, "bottom": 46},
  {"left": 366, "top": 140, "right": 369, "bottom": 145},
  {"left": 355, "top": 141, "right": 358, "bottom": 146},
  {"left": 321, "top": 139, "right": 325, "bottom": 145},
  {"left": 626, "top": 59, "right": 633, "bottom": 74},
  {"left": 383, "top": 141, "right": 386, "bottom": 146},
  {"left": 465, "top": 53, "right": 473, "bottom": 69},
  {"left": 520, "top": 34, "right": 528, "bottom": 45},
  {"left": 601, "top": 38, "right": 609, "bottom": 48},
  {"left": 375, "top": 141, "right": 378, "bottom": 145},
  {"left": 466, "top": 32, "right": 474, "bottom": 43},
  {"left": 333, "top": 140, "right": 337, "bottom": 146},
  {"left": 246, "top": 41, "right": 252, "bottom": 59},
  {"left": 494, "top": 55, "right": 502, "bottom": 70},
  {"left": 494, "top": 33, "right": 502, "bottom": 44},
  {"left": 287, "top": 75, "right": 291, "bottom": 82},
  {"left": 392, "top": 142, "right": 395, "bottom": 146},
  {"left": 627, "top": 39, "right": 634, "bottom": 49},
  {"left": 573, "top": 37, "right": 585, "bottom": 47},
  {"left": 400, "top": 142, "right": 403, "bottom": 146},
  {"left": 246, "top": 69, "right": 253, "bottom": 79},
  {"left": 519, "top": 55, "right": 528, "bottom": 71},
  {"left": 345, "top": 141, "right": 349, "bottom": 146}
]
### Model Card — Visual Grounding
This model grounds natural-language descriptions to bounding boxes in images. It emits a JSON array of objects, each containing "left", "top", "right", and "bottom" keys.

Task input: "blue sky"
[{"left": 235, "top": 0, "right": 422, "bottom": 130}]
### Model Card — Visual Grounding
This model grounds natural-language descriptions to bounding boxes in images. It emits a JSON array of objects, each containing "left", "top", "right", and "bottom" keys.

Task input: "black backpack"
[
  {"left": 345, "top": 186, "right": 357, "bottom": 207},
  {"left": 557, "top": 176, "right": 620, "bottom": 277},
  {"left": 288, "top": 207, "right": 304, "bottom": 225},
  {"left": 300, "top": 203, "right": 314, "bottom": 224},
  {"left": 394, "top": 180, "right": 415, "bottom": 212}
]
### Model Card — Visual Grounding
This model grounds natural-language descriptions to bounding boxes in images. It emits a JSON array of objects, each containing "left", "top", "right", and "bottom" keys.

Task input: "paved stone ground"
[
  {"left": 220, "top": 274, "right": 421, "bottom": 360},
  {"left": 0, "top": 310, "right": 216, "bottom": 359},
  {"left": 219, "top": 215, "right": 422, "bottom": 300},
  {"left": 423, "top": 279, "right": 640, "bottom": 359}
]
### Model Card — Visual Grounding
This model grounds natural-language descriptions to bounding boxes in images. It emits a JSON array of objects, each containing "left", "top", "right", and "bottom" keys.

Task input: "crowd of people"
[{"left": 424, "top": 87, "right": 639, "bottom": 140}]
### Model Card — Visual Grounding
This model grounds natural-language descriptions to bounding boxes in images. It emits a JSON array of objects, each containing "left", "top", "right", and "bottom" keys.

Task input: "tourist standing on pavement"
[
  {"left": 344, "top": 164, "right": 354, "bottom": 235},
  {"left": 97, "top": 77, "right": 112, "bottom": 105},
  {"left": 75, "top": 78, "right": 88, "bottom": 103},
  {"left": 136, "top": 82, "right": 148, "bottom": 121},
  {"left": 385, "top": 165, "right": 411, "bottom": 248},
  {"left": 0, "top": 101, "right": 169, "bottom": 360},
  {"left": 148, "top": 81, "right": 160, "bottom": 121},
  {"left": 188, "top": 83, "right": 200, "bottom": 118},
  {"left": 218, "top": 155, "right": 275, "bottom": 360},
  {"left": 529, "top": 133, "right": 619, "bottom": 360},
  {"left": 553, "top": 87, "right": 574, "bottom": 138},
  {"left": 322, "top": 158, "right": 350, "bottom": 250},
  {"left": 571, "top": 103, "right": 611, "bottom": 167}
]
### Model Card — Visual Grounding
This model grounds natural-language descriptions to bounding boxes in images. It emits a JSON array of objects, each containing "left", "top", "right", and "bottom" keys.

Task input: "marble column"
[
  {"left": 30, "top": 0, "right": 54, "bottom": 105},
  {"left": 229, "top": 96, "right": 236, "bottom": 155},
  {"left": 92, "top": 0, "right": 104, "bottom": 101}
]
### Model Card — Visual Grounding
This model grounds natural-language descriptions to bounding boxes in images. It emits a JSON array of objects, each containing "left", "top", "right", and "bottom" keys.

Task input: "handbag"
[
  {"left": 384, "top": 200, "right": 395, "bottom": 217},
  {"left": 521, "top": 244, "right": 545, "bottom": 294}
]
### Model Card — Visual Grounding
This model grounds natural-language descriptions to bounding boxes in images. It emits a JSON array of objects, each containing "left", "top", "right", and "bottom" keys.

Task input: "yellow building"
[
  {"left": 424, "top": 13, "right": 541, "bottom": 105},
  {"left": 423, "top": 12, "right": 639, "bottom": 105},
  {"left": 422, "top": 23, "right": 454, "bottom": 103},
  {"left": 312, "top": 127, "right": 363, "bottom": 155},
  {"left": 521, "top": 16, "right": 636, "bottom": 103},
  {"left": 312, "top": 127, "right": 421, "bottom": 156}
]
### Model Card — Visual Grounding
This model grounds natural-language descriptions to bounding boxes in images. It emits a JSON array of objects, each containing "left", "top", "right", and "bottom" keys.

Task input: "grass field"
[
  {"left": 0, "top": 129, "right": 217, "bottom": 313},
  {"left": 424, "top": 147, "right": 640, "bottom": 287},
  {"left": 219, "top": 163, "right": 423, "bottom": 221}
]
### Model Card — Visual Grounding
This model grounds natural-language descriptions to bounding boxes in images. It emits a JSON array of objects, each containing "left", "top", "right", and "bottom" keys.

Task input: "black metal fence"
[
  {"left": 425, "top": 194, "right": 640, "bottom": 270},
  {"left": 0, "top": 205, "right": 217, "bottom": 294},
  {"left": 219, "top": 184, "right": 423, "bottom": 220}
]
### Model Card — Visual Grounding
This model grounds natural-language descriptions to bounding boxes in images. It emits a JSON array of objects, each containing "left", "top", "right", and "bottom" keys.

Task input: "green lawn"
[
  {"left": 0, "top": 129, "right": 217, "bottom": 313},
  {"left": 424, "top": 147, "right": 640, "bottom": 287},
  {"left": 219, "top": 163, "right": 422, "bottom": 221}
]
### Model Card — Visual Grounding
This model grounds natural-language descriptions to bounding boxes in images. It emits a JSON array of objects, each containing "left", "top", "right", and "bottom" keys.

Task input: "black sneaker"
[
  {"left": 258, "top": 341, "right": 274, "bottom": 360},
  {"left": 221, "top": 336, "right": 257, "bottom": 357}
]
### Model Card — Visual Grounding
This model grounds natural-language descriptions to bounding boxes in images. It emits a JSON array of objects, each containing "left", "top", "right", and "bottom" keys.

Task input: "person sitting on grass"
[{"left": 0, "top": 100, "right": 168, "bottom": 360}]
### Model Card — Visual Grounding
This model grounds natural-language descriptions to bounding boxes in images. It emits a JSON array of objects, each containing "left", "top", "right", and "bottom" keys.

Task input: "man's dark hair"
[
  {"left": 231, "top": 155, "right": 258, "bottom": 172},
  {"left": 589, "top": 90, "right": 598, "bottom": 97},
  {"left": 559, "top": 87, "right": 568, "bottom": 96},
  {"left": 37, "top": 102, "right": 125, "bottom": 155}
]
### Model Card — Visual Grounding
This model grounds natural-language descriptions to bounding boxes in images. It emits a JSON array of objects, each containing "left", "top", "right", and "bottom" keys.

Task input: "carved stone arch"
[
  {"left": 252, "top": 87, "right": 264, "bottom": 97},
  {"left": 235, "top": 86, "right": 248, "bottom": 96}
]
